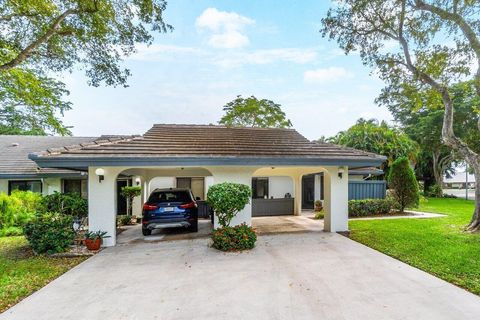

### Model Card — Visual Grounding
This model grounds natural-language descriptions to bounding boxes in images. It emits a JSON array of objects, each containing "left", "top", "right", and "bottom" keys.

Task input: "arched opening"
[
  {"left": 114, "top": 167, "right": 215, "bottom": 242},
  {"left": 250, "top": 166, "right": 330, "bottom": 234}
]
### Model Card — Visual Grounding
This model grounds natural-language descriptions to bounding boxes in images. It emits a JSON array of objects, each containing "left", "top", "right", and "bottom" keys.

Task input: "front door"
[
  {"left": 302, "top": 175, "right": 315, "bottom": 210},
  {"left": 117, "top": 180, "right": 128, "bottom": 215}
]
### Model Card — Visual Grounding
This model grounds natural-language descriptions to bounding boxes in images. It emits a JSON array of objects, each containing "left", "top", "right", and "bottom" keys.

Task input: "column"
[
  {"left": 88, "top": 166, "right": 123, "bottom": 247},
  {"left": 323, "top": 166, "right": 349, "bottom": 232},
  {"left": 293, "top": 174, "right": 303, "bottom": 216}
]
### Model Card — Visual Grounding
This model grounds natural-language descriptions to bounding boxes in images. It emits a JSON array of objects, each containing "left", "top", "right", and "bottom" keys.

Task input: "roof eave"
[{"left": 29, "top": 154, "right": 386, "bottom": 169}]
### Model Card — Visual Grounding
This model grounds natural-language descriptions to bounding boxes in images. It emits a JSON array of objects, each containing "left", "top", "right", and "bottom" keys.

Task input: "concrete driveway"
[{"left": 2, "top": 232, "right": 480, "bottom": 320}]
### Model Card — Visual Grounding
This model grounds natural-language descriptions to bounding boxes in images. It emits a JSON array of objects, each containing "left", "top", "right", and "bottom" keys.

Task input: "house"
[
  {"left": 444, "top": 171, "right": 476, "bottom": 189},
  {"left": 0, "top": 135, "right": 137, "bottom": 214},
  {"left": 25, "top": 124, "right": 385, "bottom": 246}
]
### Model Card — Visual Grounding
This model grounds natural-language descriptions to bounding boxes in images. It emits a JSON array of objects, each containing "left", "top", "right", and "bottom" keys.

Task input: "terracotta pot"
[{"left": 85, "top": 238, "right": 102, "bottom": 251}]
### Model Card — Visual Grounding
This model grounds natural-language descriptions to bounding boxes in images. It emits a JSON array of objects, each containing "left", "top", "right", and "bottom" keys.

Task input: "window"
[
  {"left": 148, "top": 190, "right": 192, "bottom": 203},
  {"left": 63, "top": 179, "right": 88, "bottom": 198},
  {"left": 252, "top": 177, "right": 269, "bottom": 199},
  {"left": 8, "top": 180, "right": 42, "bottom": 194},
  {"left": 176, "top": 177, "right": 205, "bottom": 200}
]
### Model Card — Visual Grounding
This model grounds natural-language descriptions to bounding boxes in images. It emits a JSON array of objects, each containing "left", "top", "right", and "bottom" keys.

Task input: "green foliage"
[
  {"left": 42, "top": 192, "right": 87, "bottom": 218},
  {"left": 0, "top": 226, "right": 23, "bottom": 237},
  {"left": 388, "top": 157, "right": 420, "bottom": 212},
  {"left": 84, "top": 230, "right": 109, "bottom": 240},
  {"left": 0, "top": 0, "right": 172, "bottom": 135},
  {"left": 118, "top": 215, "right": 133, "bottom": 226},
  {"left": 0, "top": 191, "right": 43, "bottom": 236},
  {"left": 23, "top": 213, "right": 75, "bottom": 254},
  {"left": 0, "top": 68, "right": 72, "bottom": 135},
  {"left": 348, "top": 198, "right": 395, "bottom": 217},
  {"left": 211, "top": 224, "right": 257, "bottom": 251},
  {"left": 219, "top": 95, "right": 292, "bottom": 128},
  {"left": 425, "top": 184, "right": 443, "bottom": 198},
  {"left": 328, "top": 119, "right": 418, "bottom": 172},
  {"left": 120, "top": 186, "right": 141, "bottom": 215},
  {"left": 207, "top": 182, "right": 251, "bottom": 227},
  {"left": 314, "top": 211, "right": 324, "bottom": 220}
]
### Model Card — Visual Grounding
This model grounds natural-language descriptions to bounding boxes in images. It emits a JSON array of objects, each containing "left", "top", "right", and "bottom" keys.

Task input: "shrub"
[
  {"left": 388, "top": 157, "right": 420, "bottom": 212},
  {"left": 207, "top": 182, "right": 251, "bottom": 227},
  {"left": 314, "top": 200, "right": 323, "bottom": 212},
  {"left": 314, "top": 211, "right": 324, "bottom": 219},
  {"left": 212, "top": 224, "right": 257, "bottom": 251},
  {"left": 42, "top": 192, "right": 88, "bottom": 218},
  {"left": 120, "top": 186, "right": 142, "bottom": 215},
  {"left": 24, "top": 213, "right": 75, "bottom": 254},
  {"left": 0, "top": 191, "right": 42, "bottom": 236},
  {"left": 425, "top": 184, "right": 443, "bottom": 198},
  {"left": 348, "top": 198, "right": 394, "bottom": 217},
  {"left": 118, "top": 215, "right": 133, "bottom": 226}
]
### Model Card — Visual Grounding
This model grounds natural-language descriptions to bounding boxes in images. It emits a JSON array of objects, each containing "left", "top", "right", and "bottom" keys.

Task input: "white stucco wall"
[
  {"left": 149, "top": 177, "right": 176, "bottom": 191},
  {"left": 0, "top": 179, "right": 8, "bottom": 194},
  {"left": 267, "top": 176, "right": 293, "bottom": 199},
  {"left": 43, "top": 178, "right": 62, "bottom": 195}
]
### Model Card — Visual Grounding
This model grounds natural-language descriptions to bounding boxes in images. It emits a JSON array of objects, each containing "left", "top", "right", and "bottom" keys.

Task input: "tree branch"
[
  {"left": 0, "top": 1, "right": 98, "bottom": 71},
  {"left": 414, "top": 0, "right": 480, "bottom": 96}
]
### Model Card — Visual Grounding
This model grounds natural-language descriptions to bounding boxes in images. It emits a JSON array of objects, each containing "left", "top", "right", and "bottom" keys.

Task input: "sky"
[{"left": 59, "top": 0, "right": 393, "bottom": 140}]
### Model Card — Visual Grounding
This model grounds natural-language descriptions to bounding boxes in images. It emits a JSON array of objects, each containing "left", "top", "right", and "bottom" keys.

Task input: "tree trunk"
[
  {"left": 467, "top": 166, "right": 480, "bottom": 231},
  {"left": 432, "top": 151, "right": 443, "bottom": 190}
]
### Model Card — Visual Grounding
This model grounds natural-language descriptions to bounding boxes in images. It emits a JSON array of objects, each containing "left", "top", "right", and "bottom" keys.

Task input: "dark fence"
[{"left": 348, "top": 180, "right": 386, "bottom": 200}]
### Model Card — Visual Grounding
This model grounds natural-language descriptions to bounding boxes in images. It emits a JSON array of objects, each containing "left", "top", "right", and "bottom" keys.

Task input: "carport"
[{"left": 29, "top": 124, "right": 385, "bottom": 246}]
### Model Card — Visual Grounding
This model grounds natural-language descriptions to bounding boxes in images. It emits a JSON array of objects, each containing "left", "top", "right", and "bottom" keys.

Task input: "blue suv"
[{"left": 142, "top": 188, "right": 198, "bottom": 236}]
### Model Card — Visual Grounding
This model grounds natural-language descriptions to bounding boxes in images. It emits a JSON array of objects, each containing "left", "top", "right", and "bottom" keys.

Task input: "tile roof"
[
  {"left": 0, "top": 135, "right": 134, "bottom": 177},
  {"left": 30, "top": 125, "right": 385, "bottom": 166}
]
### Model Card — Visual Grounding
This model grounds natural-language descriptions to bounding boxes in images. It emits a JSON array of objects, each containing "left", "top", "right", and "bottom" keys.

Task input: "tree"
[
  {"left": 380, "top": 81, "right": 480, "bottom": 194},
  {"left": 219, "top": 95, "right": 292, "bottom": 128},
  {"left": 328, "top": 118, "right": 419, "bottom": 173},
  {"left": 321, "top": 0, "right": 480, "bottom": 231},
  {"left": 206, "top": 182, "right": 251, "bottom": 227},
  {"left": 389, "top": 157, "right": 420, "bottom": 212},
  {"left": 120, "top": 186, "right": 142, "bottom": 216},
  {"left": 0, "top": 0, "right": 171, "bottom": 135}
]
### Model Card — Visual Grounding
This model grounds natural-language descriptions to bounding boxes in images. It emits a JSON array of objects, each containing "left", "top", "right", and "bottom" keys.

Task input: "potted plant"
[
  {"left": 84, "top": 231, "right": 110, "bottom": 250},
  {"left": 314, "top": 200, "right": 323, "bottom": 212}
]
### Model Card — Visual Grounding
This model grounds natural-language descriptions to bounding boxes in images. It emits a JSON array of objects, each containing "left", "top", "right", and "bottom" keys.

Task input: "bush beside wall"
[{"left": 348, "top": 198, "right": 395, "bottom": 217}]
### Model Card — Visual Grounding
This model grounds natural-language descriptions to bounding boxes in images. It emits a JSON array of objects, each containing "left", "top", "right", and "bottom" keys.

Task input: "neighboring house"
[
  {"left": 27, "top": 124, "right": 385, "bottom": 246},
  {"left": 0, "top": 135, "right": 137, "bottom": 215},
  {"left": 444, "top": 171, "right": 476, "bottom": 189}
]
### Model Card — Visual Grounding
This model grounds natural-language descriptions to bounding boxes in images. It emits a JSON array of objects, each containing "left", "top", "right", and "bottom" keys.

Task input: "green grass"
[
  {"left": 349, "top": 197, "right": 480, "bottom": 295},
  {"left": 0, "top": 236, "right": 87, "bottom": 312}
]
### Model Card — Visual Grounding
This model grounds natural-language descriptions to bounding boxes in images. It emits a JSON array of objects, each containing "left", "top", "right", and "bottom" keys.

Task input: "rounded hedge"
[
  {"left": 211, "top": 224, "right": 257, "bottom": 251},
  {"left": 207, "top": 182, "right": 251, "bottom": 227}
]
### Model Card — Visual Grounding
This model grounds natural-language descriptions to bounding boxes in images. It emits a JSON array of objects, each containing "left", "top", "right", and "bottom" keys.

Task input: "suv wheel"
[
  {"left": 142, "top": 227, "right": 152, "bottom": 236},
  {"left": 188, "top": 221, "right": 198, "bottom": 233}
]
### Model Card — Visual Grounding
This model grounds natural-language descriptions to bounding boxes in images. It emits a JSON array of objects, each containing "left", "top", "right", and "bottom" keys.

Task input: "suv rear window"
[{"left": 148, "top": 191, "right": 192, "bottom": 203}]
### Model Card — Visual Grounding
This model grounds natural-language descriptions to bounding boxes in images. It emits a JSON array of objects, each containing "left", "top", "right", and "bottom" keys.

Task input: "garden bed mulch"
[{"left": 49, "top": 245, "right": 101, "bottom": 258}]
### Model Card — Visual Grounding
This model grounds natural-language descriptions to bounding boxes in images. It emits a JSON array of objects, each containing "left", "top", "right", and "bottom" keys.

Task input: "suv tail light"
[
  {"left": 143, "top": 203, "right": 158, "bottom": 211},
  {"left": 179, "top": 201, "right": 197, "bottom": 209}
]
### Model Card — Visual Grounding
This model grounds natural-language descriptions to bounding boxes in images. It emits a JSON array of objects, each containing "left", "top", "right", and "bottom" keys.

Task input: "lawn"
[
  {"left": 349, "top": 197, "right": 480, "bottom": 295},
  {"left": 0, "top": 236, "right": 87, "bottom": 312}
]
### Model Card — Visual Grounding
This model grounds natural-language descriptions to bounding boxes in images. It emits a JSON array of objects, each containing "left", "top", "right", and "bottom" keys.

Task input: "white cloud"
[
  {"left": 131, "top": 44, "right": 203, "bottom": 61},
  {"left": 215, "top": 48, "right": 318, "bottom": 68},
  {"left": 303, "top": 67, "right": 353, "bottom": 83},
  {"left": 196, "top": 8, "right": 255, "bottom": 49}
]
